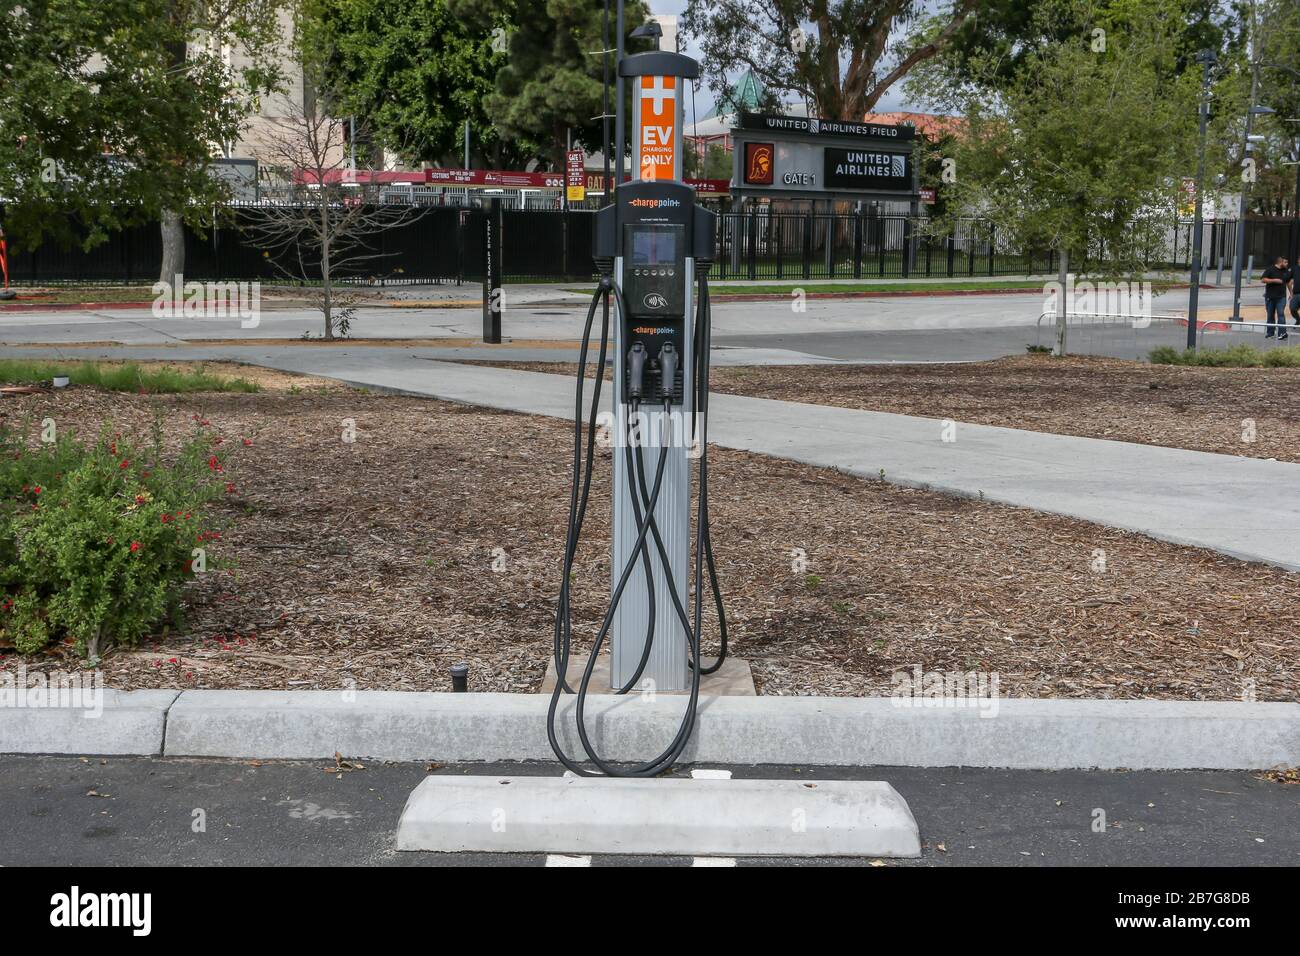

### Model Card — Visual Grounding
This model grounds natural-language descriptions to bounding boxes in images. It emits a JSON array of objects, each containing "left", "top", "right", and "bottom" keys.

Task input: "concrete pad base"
[
  {"left": 540, "top": 652, "right": 756, "bottom": 696},
  {"left": 396, "top": 774, "right": 920, "bottom": 857}
]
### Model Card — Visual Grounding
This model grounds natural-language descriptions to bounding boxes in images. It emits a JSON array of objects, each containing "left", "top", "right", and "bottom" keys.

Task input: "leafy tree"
[
  {"left": 0, "top": 0, "right": 287, "bottom": 281},
  {"left": 302, "top": 0, "right": 517, "bottom": 167},
  {"left": 1244, "top": 0, "right": 1300, "bottom": 216},
  {"left": 482, "top": 0, "right": 650, "bottom": 168},
  {"left": 928, "top": 0, "right": 1205, "bottom": 354},
  {"left": 933, "top": 0, "right": 1238, "bottom": 90},
  {"left": 686, "top": 142, "right": 732, "bottom": 179},
  {"left": 680, "top": 0, "right": 980, "bottom": 121}
]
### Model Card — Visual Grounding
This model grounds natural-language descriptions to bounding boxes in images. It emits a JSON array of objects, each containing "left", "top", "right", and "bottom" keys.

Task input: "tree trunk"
[
  {"left": 1055, "top": 247, "right": 1070, "bottom": 357},
  {"left": 320, "top": 202, "right": 333, "bottom": 340},
  {"left": 159, "top": 209, "right": 185, "bottom": 285}
]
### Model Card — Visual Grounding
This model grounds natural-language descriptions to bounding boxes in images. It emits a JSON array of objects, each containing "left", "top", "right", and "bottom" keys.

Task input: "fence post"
[
  {"left": 747, "top": 210, "right": 757, "bottom": 280},
  {"left": 456, "top": 210, "right": 466, "bottom": 284},
  {"left": 946, "top": 233, "right": 955, "bottom": 277},
  {"left": 902, "top": 217, "right": 912, "bottom": 279},
  {"left": 795, "top": 210, "right": 806, "bottom": 278},
  {"left": 852, "top": 213, "right": 863, "bottom": 279},
  {"left": 877, "top": 215, "right": 885, "bottom": 276},
  {"left": 988, "top": 223, "right": 995, "bottom": 276},
  {"left": 824, "top": 216, "right": 834, "bottom": 276}
]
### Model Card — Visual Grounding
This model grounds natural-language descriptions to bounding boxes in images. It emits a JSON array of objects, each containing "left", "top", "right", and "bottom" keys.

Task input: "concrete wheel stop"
[{"left": 395, "top": 774, "right": 921, "bottom": 858}]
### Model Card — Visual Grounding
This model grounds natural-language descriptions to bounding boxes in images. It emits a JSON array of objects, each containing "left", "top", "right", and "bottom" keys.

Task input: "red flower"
[
  {"left": 225, "top": 483, "right": 236, "bottom": 494},
  {"left": 119, "top": 459, "right": 130, "bottom": 470},
  {"left": 130, "top": 541, "right": 140, "bottom": 553},
  {"left": 32, "top": 486, "right": 41, "bottom": 495},
  {"left": 242, "top": 438, "right": 253, "bottom": 447}
]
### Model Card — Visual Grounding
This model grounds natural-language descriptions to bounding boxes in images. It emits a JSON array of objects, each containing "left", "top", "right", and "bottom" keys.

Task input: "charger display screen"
[{"left": 631, "top": 228, "right": 677, "bottom": 265}]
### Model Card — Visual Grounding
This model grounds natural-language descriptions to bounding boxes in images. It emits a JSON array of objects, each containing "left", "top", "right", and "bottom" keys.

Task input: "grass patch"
[
  {"left": 1148, "top": 344, "right": 1300, "bottom": 368},
  {"left": 0, "top": 360, "right": 260, "bottom": 393},
  {"left": 5, "top": 285, "right": 159, "bottom": 304}
]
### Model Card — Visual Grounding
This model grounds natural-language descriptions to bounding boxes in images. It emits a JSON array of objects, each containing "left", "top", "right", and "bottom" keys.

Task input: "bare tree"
[{"left": 241, "top": 88, "right": 414, "bottom": 339}]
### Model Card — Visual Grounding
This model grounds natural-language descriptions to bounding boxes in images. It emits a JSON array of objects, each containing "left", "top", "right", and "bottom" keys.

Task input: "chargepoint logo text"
[
  {"left": 1043, "top": 274, "right": 1153, "bottom": 327},
  {"left": 153, "top": 275, "right": 261, "bottom": 328},
  {"left": 50, "top": 887, "right": 152, "bottom": 936}
]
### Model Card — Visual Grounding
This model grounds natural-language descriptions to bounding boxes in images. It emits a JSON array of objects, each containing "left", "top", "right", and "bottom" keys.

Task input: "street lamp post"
[
  {"left": 1188, "top": 49, "right": 1218, "bottom": 350},
  {"left": 1231, "top": 100, "right": 1276, "bottom": 322}
]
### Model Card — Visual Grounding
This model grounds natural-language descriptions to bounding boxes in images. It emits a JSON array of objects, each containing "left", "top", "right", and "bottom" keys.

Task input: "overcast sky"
[{"left": 652, "top": 0, "right": 926, "bottom": 117}]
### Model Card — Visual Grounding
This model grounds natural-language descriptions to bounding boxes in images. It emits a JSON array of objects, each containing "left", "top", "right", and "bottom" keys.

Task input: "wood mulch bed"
[{"left": 1, "top": 378, "right": 1296, "bottom": 700}]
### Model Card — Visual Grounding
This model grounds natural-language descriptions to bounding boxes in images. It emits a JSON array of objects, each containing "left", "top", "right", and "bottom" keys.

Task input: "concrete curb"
[
  {"left": 395, "top": 775, "right": 921, "bottom": 857},
  {"left": 153, "top": 691, "right": 1300, "bottom": 770},
  {"left": 0, "top": 689, "right": 178, "bottom": 755}
]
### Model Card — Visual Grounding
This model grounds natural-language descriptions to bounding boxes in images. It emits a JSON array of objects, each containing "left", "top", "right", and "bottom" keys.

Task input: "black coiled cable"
[{"left": 547, "top": 269, "right": 727, "bottom": 776}]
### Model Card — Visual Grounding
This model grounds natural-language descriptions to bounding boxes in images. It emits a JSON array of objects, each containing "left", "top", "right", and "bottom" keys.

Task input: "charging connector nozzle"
[
  {"left": 657, "top": 342, "right": 678, "bottom": 402},
  {"left": 627, "top": 342, "right": 648, "bottom": 400}
]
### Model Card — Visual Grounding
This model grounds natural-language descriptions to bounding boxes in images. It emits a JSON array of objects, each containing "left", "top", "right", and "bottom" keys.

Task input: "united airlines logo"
[{"left": 643, "top": 293, "right": 668, "bottom": 310}]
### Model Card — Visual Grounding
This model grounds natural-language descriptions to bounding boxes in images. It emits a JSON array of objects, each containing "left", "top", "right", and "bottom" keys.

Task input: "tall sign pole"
[
  {"left": 1187, "top": 50, "right": 1217, "bottom": 350},
  {"left": 482, "top": 197, "right": 502, "bottom": 343}
]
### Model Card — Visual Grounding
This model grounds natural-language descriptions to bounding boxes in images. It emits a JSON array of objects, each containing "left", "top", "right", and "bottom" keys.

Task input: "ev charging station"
[
  {"left": 544, "top": 45, "right": 729, "bottom": 777},
  {"left": 396, "top": 17, "right": 920, "bottom": 858}
]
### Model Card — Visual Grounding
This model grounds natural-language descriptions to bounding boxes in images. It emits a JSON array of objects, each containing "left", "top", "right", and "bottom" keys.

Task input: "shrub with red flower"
[{"left": 0, "top": 420, "right": 233, "bottom": 657}]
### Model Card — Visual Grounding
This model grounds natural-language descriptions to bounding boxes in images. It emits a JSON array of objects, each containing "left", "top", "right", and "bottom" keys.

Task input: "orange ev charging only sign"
[{"left": 638, "top": 75, "right": 677, "bottom": 180}]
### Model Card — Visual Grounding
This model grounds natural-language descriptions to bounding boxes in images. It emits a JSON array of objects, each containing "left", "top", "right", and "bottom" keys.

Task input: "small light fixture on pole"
[
  {"left": 1187, "top": 48, "right": 1218, "bottom": 350},
  {"left": 629, "top": 20, "right": 662, "bottom": 50}
]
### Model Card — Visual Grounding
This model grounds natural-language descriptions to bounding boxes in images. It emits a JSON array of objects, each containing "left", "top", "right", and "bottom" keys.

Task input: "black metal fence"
[{"left": 7, "top": 204, "right": 1298, "bottom": 285}]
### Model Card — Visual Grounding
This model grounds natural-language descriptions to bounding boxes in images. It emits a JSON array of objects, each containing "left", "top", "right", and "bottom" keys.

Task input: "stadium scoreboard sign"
[{"left": 731, "top": 111, "right": 917, "bottom": 202}]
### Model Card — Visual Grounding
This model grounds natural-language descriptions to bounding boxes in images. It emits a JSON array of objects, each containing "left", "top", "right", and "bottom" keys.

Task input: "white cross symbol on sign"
[{"left": 641, "top": 76, "right": 674, "bottom": 116}]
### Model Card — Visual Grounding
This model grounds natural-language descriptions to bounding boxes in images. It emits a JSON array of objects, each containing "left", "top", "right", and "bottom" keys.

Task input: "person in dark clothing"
[{"left": 1261, "top": 255, "right": 1291, "bottom": 339}]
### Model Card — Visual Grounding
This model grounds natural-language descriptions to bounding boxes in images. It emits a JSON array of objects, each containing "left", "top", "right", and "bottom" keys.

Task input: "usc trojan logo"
[{"left": 745, "top": 143, "right": 774, "bottom": 184}]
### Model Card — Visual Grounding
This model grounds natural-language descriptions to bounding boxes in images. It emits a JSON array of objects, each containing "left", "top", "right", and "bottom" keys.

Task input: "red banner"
[{"left": 425, "top": 166, "right": 730, "bottom": 196}]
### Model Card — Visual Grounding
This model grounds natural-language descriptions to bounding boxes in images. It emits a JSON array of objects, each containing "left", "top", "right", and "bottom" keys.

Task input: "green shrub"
[
  {"left": 1149, "top": 344, "right": 1300, "bottom": 367},
  {"left": 0, "top": 418, "right": 232, "bottom": 657}
]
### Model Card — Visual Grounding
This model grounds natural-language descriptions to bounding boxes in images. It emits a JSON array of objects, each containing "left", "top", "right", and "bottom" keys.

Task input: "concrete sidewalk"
[{"left": 311, "top": 358, "right": 1300, "bottom": 571}]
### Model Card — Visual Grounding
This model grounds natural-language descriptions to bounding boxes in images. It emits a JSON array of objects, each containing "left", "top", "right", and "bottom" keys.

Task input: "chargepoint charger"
[{"left": 548, "top": 178, "right": 728, "bottom": 777}]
